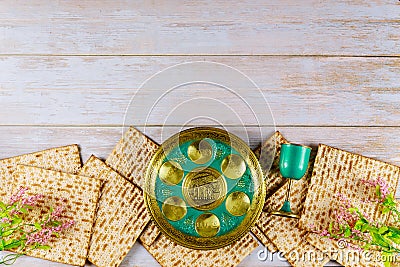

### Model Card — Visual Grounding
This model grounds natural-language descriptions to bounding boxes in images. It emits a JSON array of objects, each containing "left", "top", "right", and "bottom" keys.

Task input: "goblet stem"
[{"left": 285, "top": 179, "right": 292, "bottom": 202}]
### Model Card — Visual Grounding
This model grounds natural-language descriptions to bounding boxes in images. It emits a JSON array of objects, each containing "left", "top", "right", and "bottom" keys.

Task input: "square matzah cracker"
[
  {"left": 299, "top": 144, "right": 400, "bottom": 233},
  {"left": 12, "top": 165, "right": 101, "bottom": 266},
  {"left": 0, "top": 144, "right": 81, "bottom": 203},
  {"left": 251, "top": 132, "right": 330, "bottom": 267},
  {"left": 143, "top": 233, "right": 258, "bottom": 267},
  {"left": 139, "top": 221, "right": 161, "bottom": 247},
  {"left": 306, "top": 233, "right": 385, "bottom": 267},
  {"left": 79, "top": 156, "right": 150, "bottom": 267},
  {"left": 106, "top": 127, "right": 159, "bottom": 188},
  {"left": 253, "top": 131, "right": 289, "bottom": 200}
]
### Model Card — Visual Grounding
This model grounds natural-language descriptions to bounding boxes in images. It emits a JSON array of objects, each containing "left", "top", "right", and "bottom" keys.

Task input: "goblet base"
[{"left": 270, "top": 210, "right": 300, "bottom": 219}]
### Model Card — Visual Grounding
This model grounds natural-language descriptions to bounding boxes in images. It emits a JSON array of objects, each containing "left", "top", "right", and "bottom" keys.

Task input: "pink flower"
[
  {"left": 0, "top": 217, "right": 11, "bottom": 223},
  {"left": 319, "top": 229, "right": 330, "bottom": 237},
  {"left": 361, "top": 177, "right": 390, "bottom": 201},
  {"left": 22, "top": 194, "right": 43, "bottom": 206},
  {"left": 9, "top": 187, "right": 28, "bottom": 205},
  {"left": 26, "top": 220, "right": 75, "bottom": 246},
  {"left": 51, "top": 205, "right": 64, "bottom": 220},
  {"left": 335, "top": 193, "right": 352, "bottom": 209}
]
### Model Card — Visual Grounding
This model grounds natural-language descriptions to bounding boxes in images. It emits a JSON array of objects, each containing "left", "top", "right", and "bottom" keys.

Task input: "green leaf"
[
  {"left": 34, "top": 222, "right": 42, "bottom": 230},
  {"left": 363, "top": 243, "right": 371, "bottom": 251},
  {"left": 354, "top": 220, "right": 364, "bottom": 230},
  {"left": 20, "top": 208, "right": 28, "bottom": 214},
  {"left": 348, "top": 207, "right": 358, "bottom": 213},
  {"left": 376, "top": 185, "right": 382, "bottom": 198},
  {"left": 4, "top": 240, "right": 21, "bottom": 250},
  {"left": 382, "top": 207, "right": 391, "bottom": 214},
  {"left": 37, "top": 245, "right": 51, "bottom": 250},
  {"left": 328, "top": 222, "right": 333, "bottom": 234},
  {"left": 12, "top": 217, "right": 22, "bottom": 226},
  {"left": 52, "top": 221, "right": 61, "bottom": 227},
  {"left": 0, "top": 202, "right": 6, "bottom": 211},
  {"left": 2, "top": 229, "right": 14, "bottom": 237},
  {"left": 371, "top": 232, "right": 390, "bottom": 249},
  {"left": 361, "top": 223, "right": 370, "bottom": 232},
  {"left": 379, "top": 226, "right": 389, "bottom": 234},
  {"left": 344, "top": 227, "right": 352, "bottom": 238},
  {"left": 388, "top": 226, "right": 400, "bottom": 235}
]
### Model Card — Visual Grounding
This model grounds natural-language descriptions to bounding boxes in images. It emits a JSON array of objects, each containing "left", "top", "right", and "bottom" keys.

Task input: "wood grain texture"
[
  {"left": 0, "top": 56, "right": 399, "bottom": 126},
  {"left": 2, "top": 0, "right": 399, "bottom": 266},
  {"left": 0, "top": 0, "right": 399, "bottom": 55}
]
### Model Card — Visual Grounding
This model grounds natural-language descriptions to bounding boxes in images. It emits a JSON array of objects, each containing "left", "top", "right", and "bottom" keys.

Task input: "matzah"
[
  {"left": 78, "top": 156, "right": 150, "bottom": 267},
  {"left": 307, "top": 233, "right": 385, "bottom": 267},
  {"left": 143, "top": 233, "right": 258, "bottom": 267},
  {"left": 12, "top": 165, "right": 101, "bottom": 266},
  {"left": 106, "top": 127, "right": 159, "bottom": 188},
  {"left": 107, "top": 127, "right": 259, "bottom": 266},
  {"left": 139, "top": 221, "right": 161, "bottom": 247},
  {"left": 251, "top": 132, "right": 330, "bottom": 267},
  {"left": 299, "top": 144, "right": 400, "bottom": 233},
  {"left": 253, "top": 131, "right": 289, "bottom": 200},
  {"left": 250, "top": 225, "right": 278, "bottom": 253},
  {"left": 0, "top": 144, "right": 81, "bottom": 203}
]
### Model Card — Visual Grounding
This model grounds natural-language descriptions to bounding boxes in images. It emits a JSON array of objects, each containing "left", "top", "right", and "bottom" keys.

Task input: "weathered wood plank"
[
  {"left": 1, "top": 56, "right": 399, "bottom": 126},
  {"left": 0, "top": 125, "right": 399, "bottom": 174},
  {"left": 0, "top": 0, "right": 399, "bottom": 55}
]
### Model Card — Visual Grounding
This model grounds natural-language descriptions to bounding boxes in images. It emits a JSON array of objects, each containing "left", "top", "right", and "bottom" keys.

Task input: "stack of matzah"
[
  {"left": 298, "top": 144, "right": 400, "bottom": 267},
  {"left": 0, "top": 145, "right": 81, "bottom": 203},
  {"left": 0, "top": 145, "right": 102, "bottom": 266},
  {"left": 251, "top": 132, "right": 330, "bottom": 267},
  {"left": 12, "top": 165, "right": 101, "bottom": 266},
  {"left": 78, "top": 156, "right": 150, "bottom": 267},
  {"left": 2, "top": 127, "right": 400, "bottom": 267},
  {"left": 106, "top": 127, "right": 260, "bottom": 267},
  {"left": 251, "top": 133, "right": 400, "bottom": 267}
]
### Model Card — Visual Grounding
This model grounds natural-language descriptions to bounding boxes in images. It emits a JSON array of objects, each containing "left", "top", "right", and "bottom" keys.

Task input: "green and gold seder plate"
[{"left": 144, "top": 127, "right": 265, "bottom": 250}]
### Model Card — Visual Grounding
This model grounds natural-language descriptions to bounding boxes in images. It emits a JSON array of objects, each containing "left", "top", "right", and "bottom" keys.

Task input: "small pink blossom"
[
  {"left": 361, "top": 177, "right": 390, "bottom": 201},
  {"left": 0, "top": 217, "right": 11, "bottom": 223},
  {"left": 51, "top": 205, "right": 64, "bottom": 220},
  {"left": 9, "top": 187, "right": 28, "bottom": 205},
  {"left": 22, "top": 194, "right": 43, "bottom": 206},
  {"left": 26, "top": 220, "right": 75, "bottom": 245},
  {"left": 319, "top": 229, "right": 330, "bottom": 237}
]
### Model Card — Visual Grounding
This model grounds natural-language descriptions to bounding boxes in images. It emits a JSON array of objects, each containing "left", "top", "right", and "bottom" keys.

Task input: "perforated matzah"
[
  {"left": 106, "top": 127, "right": 159, "bottom": 188},
  {"left": 307, "top": 232, "right": 385, "bottom": 267},
  {"left": 0, "top": 145, "right": 81, "bottom": 203},
  {"left": 143, "top": 233, "right": 258, "bottom": 267},
  {"left": 299, "top": 144, "right": 400, "bottom": 233},
  {"left": 253, "top": 131, "right": 289, "bottom": 200},
  {"left": 251, "top": 132, "right": 329, "bottom": 267},
  {"left": 78, "top": 156, "right": 150, "bottom": 267},
  {"left": 139, "top": 221, "right": 161, "bottom": 247},
  {"left": 12, "top": 165, "right": 101, "bottom": 266},
  {"left": 107, "top": 127, "right": 259, "bottom": 266}
]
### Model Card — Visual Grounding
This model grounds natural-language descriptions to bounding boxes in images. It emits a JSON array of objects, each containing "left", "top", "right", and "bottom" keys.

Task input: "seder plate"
[{"left": 144, "top": 127, "right": 265, "bottom": 250}]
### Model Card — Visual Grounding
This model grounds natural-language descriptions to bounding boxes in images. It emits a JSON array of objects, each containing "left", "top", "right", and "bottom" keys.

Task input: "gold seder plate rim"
[{"left": 144, "top": 127, "right": 266, "bottom": 250}]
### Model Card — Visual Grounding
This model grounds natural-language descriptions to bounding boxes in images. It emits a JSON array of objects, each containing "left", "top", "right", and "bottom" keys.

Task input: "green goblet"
[{"left": 271, "top": 143, "right": 311, "bottom": 219}]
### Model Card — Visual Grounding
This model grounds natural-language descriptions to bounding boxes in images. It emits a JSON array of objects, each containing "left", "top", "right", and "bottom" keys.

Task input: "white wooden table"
[{"left": 1, "top": 1, "right": 399, "bottom": 266}]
